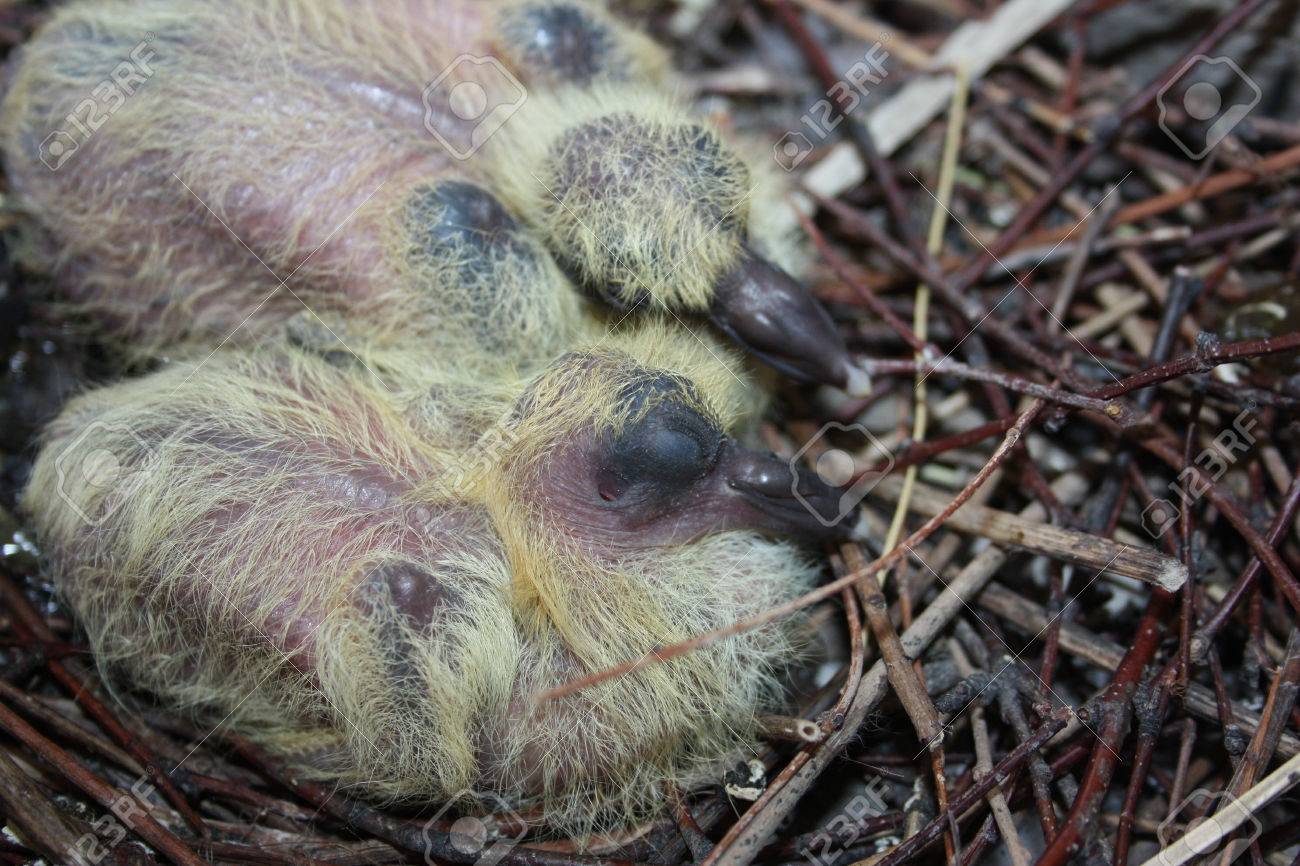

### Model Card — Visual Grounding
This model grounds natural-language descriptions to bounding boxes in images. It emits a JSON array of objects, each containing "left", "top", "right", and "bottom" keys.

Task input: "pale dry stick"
[
  {"left": 841, "top": 542, "right": 952, "bottom": 858},
  {"left": 1232, "top": 218, "right": 1300, "bottom": 263},
  {"left": 1046, "top": 188, "right": 1121, "bottom": 333},
  {"left": 912, "top": 471, "right": 1091, "bottom": 593},
  {"left": 881, "top": 68, "right": 969, "bottom": 559},
  {"left": 782, "top": 0, "right": 930, "bottom": 68},
  {"left": 870, "top": 476, "right": 1187, "bottom": 590},
  {"left": 757, "top": 715, "right": 824, "bottom": 745},
  {"left": 977, "top": 225, "right": 1191, "bottom": 276},
  {"left": 976, "top": 583, "right": 1300, "bottom": 757},
  {"left": 1016, "top": 43, "right": 1068, "bottom": 90},
  {"left": 1081, "top": 286, "right": 1150, "bottom": 347},
  {"left": 534, "top": 403, "right": 1046, "bottom": 705},
  {"left": 948, "top": 639, "right": 1031, "bottom": 866},
  {"left": 1140, "top": 750, "right": 1300, "bottom": 866},
  {"left": 1118, "top": 251, "right": 1203, "bottom": 346},
  {"left": 785, "top": 0, "right": 1082, "bottom": 214}
]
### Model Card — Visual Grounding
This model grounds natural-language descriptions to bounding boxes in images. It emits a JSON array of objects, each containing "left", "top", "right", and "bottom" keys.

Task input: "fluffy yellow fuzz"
[{"left": 23, "top": 327, "right": 814, "bottom": 834}]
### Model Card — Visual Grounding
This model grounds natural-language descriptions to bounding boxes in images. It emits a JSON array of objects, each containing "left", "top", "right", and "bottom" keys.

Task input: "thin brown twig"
[{"left": 0, "top": 692, "right": 206, "bottom": 866}]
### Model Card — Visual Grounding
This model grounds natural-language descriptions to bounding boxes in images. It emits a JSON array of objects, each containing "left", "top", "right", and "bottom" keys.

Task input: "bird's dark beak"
[
  {"left": 714, "top": 442, "right": 856, "bottom": 541},
  {"left": 709, "top": 246, "right": 870, "bottom": 395}
]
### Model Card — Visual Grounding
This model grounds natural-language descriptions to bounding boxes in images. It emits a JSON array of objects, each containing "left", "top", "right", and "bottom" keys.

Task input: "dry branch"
[{"left": 869, "top": 475, "right": 1186, "bottom": 590}]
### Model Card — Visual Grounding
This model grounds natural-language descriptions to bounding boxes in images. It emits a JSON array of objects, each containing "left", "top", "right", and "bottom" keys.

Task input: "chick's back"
[{"left": 0, "top": 0, "right": 659, "bottom": 362}]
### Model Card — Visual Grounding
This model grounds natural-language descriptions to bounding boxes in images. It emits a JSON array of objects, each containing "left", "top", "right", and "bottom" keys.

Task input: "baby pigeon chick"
[
  {"left": 23, "top": 326, "right": 844, "bottom": 831},
  {"left": 0, "top": 0, "right": 862, "bottom": 390}
]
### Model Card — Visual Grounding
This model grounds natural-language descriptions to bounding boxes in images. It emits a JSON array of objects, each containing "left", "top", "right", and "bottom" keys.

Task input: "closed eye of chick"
[
  {"left": 0, "top": 0, "right": 866, "bottom": 392},
  {"left": 23, "top": 324, "right": 850, "bottom": 833}
]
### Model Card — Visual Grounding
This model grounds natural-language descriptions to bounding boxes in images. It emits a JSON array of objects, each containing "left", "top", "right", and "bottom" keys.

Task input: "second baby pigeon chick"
[{"left": 0, "top": 0, "right": 864, "bottom": 390}]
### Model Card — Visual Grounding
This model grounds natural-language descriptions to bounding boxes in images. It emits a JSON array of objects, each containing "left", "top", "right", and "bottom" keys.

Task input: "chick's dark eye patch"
[
  {"left": 406, "top": 181, "right": 521, "bottom": 257},
  {"left": 603, "top": 377, "right": 723, "bottom": 494},
  {"left": 500, "top": 2, "right": 618, "bottom": 85}
]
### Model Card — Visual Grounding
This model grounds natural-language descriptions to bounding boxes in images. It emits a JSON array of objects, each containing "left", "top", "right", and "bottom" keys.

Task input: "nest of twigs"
[{"left": 3, "top": 0, "right": 1300, "bottom": 864}]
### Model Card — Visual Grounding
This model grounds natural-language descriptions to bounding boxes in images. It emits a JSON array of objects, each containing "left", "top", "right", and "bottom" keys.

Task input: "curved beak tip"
[
  {"left": 842, "top": 361, "right": 873, "bottom": 398},
  {"left": 710, "top": 248, "right": 857, "bottom": 392}
]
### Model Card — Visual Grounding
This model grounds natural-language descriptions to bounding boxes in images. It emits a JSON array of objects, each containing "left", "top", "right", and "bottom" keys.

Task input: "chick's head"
[
  {"left": 492, "top": 86, "right": 866, "bottom": 392},
  {"left": 435, "top": 325, "right": 840, "bottom": 826},
  {"left": 451, "top": 323, "right": 842, "bottom": 638},
  {"left": 474, "top": 323, "right": 846, "bottom": 551}
]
